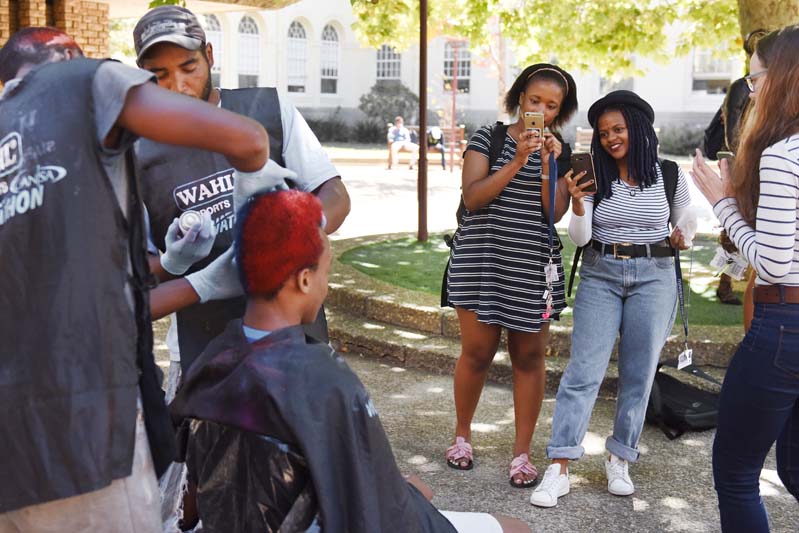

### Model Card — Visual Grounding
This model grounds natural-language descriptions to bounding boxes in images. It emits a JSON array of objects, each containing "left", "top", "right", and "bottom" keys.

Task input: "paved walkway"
[
  {"left": 319, "top": 154, "right": 798, "bottom": 531},
  {"left": 345, "top": 353, "right": 799, "bottom": 533}
]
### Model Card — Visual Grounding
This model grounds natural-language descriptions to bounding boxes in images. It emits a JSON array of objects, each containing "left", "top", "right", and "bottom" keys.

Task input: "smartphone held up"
[
  {"left": 570, "top": 152, "right": 598, "bottom": 193},
  {"left": 523, "top": 112, "right": 545, "bottom": 138}
]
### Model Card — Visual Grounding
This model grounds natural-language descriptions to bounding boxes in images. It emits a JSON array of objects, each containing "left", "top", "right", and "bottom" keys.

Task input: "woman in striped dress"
[
  {"left": 691, "top": 26, "right": 799, "bottom": 532},
  {"left": 531, "top": 90, "right": 696, "bottom": 507},
  {"left": 445, "top": 64, "right": 578, "bottom": 488}
]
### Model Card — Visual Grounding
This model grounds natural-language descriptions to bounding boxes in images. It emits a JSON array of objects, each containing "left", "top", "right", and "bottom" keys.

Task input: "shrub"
[
  {"left": 358, "top": 82, "right": 420, "bottom": 125},
  {"left": 352, "top": 119, "right": 386, "bottom": 144},
  {"left": 305, "top": 108, "right": 351, "bottom": 143},
  {"left": 658, "top": 124, "right": 706, "bottom": 157}
]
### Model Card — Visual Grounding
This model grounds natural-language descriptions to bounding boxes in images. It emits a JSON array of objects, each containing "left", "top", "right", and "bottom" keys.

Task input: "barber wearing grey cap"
[{"left": 132, "top": 7, "right": 351, "bottom": 379}]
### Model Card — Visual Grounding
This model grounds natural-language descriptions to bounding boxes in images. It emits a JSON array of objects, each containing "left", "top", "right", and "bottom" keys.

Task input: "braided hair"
[{"left": 591, "top": 105, "right": 660, "bottom": 202}]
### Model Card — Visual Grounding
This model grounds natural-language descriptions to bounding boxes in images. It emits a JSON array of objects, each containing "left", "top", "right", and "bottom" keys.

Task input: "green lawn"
[{"left": 339, "top": 232, "right": 749, "bottom": 326}]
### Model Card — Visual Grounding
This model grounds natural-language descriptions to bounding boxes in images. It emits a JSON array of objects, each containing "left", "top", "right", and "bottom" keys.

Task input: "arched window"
[
  {"left": 376, "top": 44, "right": 401, "bottom": 82},
  {"left": 320, "top": 24, "right": 339, "bottom": 94},
  {"left": 202, "top": 15, "right": 223, "bottom": 87},
  {"left": 443, "top": 41, "right": 471, "bottom": 93},
  {"left": 238, "top": 16, "right": 260, "bottom": 88},
  {"left": 287, "top": 20, "right": 307, "bottom": 93}
]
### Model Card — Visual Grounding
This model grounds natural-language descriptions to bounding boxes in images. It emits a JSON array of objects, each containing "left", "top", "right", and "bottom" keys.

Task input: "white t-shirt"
[{"left": 160, "top": 88, "right": 341, "bottom": 360}]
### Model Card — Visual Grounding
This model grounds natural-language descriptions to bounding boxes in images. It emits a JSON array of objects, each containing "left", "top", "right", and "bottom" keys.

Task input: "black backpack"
[{"left": 646, "top": 363, "right": 721, "bottom": 440}]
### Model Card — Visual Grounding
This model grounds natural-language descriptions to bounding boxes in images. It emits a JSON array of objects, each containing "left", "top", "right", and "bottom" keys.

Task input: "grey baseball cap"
[{"left": 133, "top": 6, "right": 206, "bottom": 64}]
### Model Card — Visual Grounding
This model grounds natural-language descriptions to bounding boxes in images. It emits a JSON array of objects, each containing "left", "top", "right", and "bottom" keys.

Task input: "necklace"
[{"left": 618, "top": 178, "right": 638, "bottom": 197}]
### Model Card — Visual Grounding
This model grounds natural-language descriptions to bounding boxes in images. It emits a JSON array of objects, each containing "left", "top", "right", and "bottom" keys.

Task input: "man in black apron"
[
  {"left": 0, "top": 27, "right": 271, "bottom": 531},
  {"left": 132, "top": 6, "right": 351, "bottom": 376}
]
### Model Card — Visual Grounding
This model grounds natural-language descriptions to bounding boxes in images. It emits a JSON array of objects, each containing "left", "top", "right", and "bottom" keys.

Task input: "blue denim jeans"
[
  {"left": 713, "top": 302, "right": 799, "bottom": 532},
  {"left": 547, "top": 246, "right": 677, "bottom": 462}
]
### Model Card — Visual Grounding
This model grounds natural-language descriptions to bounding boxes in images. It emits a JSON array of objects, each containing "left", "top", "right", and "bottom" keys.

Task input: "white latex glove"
[
  {"left": 160, "top": 211, "right": 217, "bottom": 275},
  {"left": 185, "top": 246, "right": 243, "bottom": 303},
  {"left": 233, "top": 159, "right": 296, "bottom": 215}
]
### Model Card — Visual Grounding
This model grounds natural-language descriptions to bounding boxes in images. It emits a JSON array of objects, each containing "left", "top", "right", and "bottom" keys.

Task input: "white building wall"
[{"left": 205, "top": 0, "right": 742, "bottom": 128}]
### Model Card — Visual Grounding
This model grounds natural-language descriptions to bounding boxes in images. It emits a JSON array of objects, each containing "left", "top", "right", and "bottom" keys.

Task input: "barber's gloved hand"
[
  {"left": 233, "top": 159, "right": 296, "bottom": 215},
  {"left": 160, "top": 211, "right": 217, "bottom": 275},
  {"left": 185, "top": 246, "right": 243, "bottom": 303}
]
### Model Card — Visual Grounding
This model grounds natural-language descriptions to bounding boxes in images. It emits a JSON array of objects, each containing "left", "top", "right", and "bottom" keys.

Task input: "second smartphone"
[{"left": 570, "top": 152, "right": 597, "bottom": 193}]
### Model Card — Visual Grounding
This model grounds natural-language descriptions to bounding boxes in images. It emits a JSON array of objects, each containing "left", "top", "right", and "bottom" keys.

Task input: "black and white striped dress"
[{"left": 446, "top": 125, "right": 566, "bottom": 332}]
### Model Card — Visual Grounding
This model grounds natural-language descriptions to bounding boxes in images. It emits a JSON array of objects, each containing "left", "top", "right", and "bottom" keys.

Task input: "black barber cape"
[{"left": 171, "top": 321, "right": 456, "bottom": 533}]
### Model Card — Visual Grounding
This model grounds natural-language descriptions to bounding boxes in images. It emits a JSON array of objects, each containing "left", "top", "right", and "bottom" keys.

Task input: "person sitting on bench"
[
  {"left": 428, "top": 126, "right": 447, "bottom": 169},
  {"left": 388, "top": 115, "right": 419, "bottom": 169}
]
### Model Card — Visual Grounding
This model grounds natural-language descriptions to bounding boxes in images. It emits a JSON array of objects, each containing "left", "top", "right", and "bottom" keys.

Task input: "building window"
[
  {"left": 443, "top": 41, "right": 470, "bottom": 93},
  {"left": 203, "top": 15, "right": 223, "bottom": 87},
  {"left": 287, "top": 21, "right": 307, "bottom": 93},
  {"left": 320, "top": 24, "right": 339, "bottom": 94},
  {"left": 237, "top": 16, "right": 260, "bottom": 88},
  {"left": 692, "top": 49, "right": 734, "bottom": 94},
  {"left": 376, "top": 44, "right": 401, "bottom": 82},
  {"left": 599, "top": 76, "right": 634, "bottom": 95}
]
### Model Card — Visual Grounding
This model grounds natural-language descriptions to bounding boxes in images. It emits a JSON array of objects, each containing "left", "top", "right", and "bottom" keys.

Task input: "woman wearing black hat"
[
  {"left": 444, "top": 64, "right": 577, "bottom": 488},
  {"left": 530, "top": 90, "right": 695, "bottom": 507}
]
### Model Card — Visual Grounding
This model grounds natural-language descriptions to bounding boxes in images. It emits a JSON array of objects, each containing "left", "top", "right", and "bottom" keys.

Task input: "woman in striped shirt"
[
  {"left": 445, "top": 64, "right": 578, "bottom": 488},
  {"left": 691, "top": 26, "right": 799, "bottom": 532},
  {"left": 531, "top": 90, "right": 696, "bottom": 508}
]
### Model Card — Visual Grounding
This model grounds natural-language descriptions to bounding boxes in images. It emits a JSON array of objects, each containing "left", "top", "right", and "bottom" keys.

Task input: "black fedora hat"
[{"left": 587, "top": 90, "right": 655, "bottom": 128}]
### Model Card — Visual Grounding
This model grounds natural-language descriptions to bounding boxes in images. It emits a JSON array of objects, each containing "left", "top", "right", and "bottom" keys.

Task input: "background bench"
[{"left": 387, "top": 125, "right": 467, "bottom": 169}]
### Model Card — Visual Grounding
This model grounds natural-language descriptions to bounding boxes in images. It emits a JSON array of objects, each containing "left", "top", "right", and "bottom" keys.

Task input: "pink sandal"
[
  {"left": 446, "top": 437, "right": 474, "bottom": 470},
  {"left": 509, "top": 453, "right": 538, "bottom": 488}
]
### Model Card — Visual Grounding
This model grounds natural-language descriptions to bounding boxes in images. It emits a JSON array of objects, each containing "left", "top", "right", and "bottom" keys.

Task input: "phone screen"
[{"left": 570, "top": 152, "right": 597, "bottom": 193}]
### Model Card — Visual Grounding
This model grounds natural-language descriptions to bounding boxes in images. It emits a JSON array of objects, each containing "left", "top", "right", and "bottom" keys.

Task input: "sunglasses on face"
[{"left": 745, "top": 69, "right": 768, "bottom": 92}]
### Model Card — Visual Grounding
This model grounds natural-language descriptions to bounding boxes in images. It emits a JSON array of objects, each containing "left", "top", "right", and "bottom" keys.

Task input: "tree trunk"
[{"left": 738, "top": 0, "right": 799, "bottom": 39}]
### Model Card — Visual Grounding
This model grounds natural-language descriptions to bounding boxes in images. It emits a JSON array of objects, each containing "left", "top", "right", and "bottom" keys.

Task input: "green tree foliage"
[
  {"left": 109, "top": 18, "right": 138, "bottom": 63},
  {"left": 351, "top": 0, "right": 742, "bottom": 78},
  {"left": 148, "top": 0, "right": 185, "bottom": 7}
]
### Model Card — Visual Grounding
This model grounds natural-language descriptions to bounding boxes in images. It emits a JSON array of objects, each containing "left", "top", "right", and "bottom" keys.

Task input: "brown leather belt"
[{"left": 753, "top": 285, "right": 799, "bottom": 304}]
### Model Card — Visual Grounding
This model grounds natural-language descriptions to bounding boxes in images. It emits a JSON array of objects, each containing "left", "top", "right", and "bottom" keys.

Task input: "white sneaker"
[
  {"left": 529, "top": 463, "right": 570, "bottom": 508},
  {"left": 605, "top": 454, "right": 634, "bottom": 496}
]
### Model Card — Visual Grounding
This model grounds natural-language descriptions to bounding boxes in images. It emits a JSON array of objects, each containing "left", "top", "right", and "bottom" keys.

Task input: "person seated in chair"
[
  {"left": 388, "top": 115, "right": 420, "bottom": 169},
  {"left": 171, "top": 190, "right": 529, "bottom": 532},
  {"left": 428, "top": 126, "right": 447, "bottom": 169}
]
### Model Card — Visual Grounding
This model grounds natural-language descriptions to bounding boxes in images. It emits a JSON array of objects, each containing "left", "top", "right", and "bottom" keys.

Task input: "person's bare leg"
[
  {"left": 451, "top": 307, "right": 502, "bottom": 466},
  {"left": 553, "top": 458, "right": 569, "bottom": 470},
  {"left": 506, "top": 325, "right": 548, "bottom": 486},
  {"left": 493, "top": 515, "right": 532, "bottom": 533},
  {"left": 404, "top": 474, "right": 433, "bottom": 501},
  {"left": 390, "top": 142, "right": 401, "bottom": 169}
]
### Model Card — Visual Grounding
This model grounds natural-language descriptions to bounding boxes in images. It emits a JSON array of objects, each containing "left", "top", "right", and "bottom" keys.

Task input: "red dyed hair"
[
  {"left": 0, "top": 27, "right": 83, "bottom": 83},
  {"left": 236, "top": 190, "right": 325, "bottom": 299}
]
